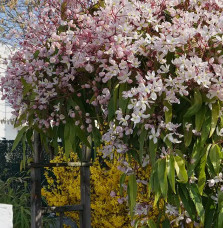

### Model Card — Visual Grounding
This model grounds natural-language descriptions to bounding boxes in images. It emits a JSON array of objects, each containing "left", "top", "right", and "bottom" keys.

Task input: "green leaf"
[
  {"left": 33, "top": 50, "right": 40, "bottom": 59},
  {"left": 218, "top": 208, "right": 223, "bottom": 228},
  {"left": 174, "top": 156, "right": 188, "bottom": 183},
  {"left": 119, "top": 83, "right": 129, "bottom": 112},
  {"left": 21, "top": 136, "right": 26, "bottom": 170},
  {"left": 163, "top": 100, "right": 172, "bottom": 123},
  {"left": 108, "top": 97, "right": 115, "bottom": 121},
  {"left": 209, "top": 144, "right": 221, "bottom": 174},
  {"left": 184, "top": 90, "right": 202, "bottom": 118},
  {"left": 158, "top": 158, "right": 168, "bottom": 199},
  {"left": 127, "top": 174, "right": 137, "bottom": 218},
  {"left": 201, "top": 116, "right": 211, "bottom": 145},
  {"left": 73, "top": 94, "right": 85, "bottom": 112},
  {"left": 75, "top": 126, "right": 91, "bottom": 148},
  {"left": 162, "top": 219, "right": 171, "bottom": 228},
  {"left": 189, "top": 184, "right": 205, "bottom": 224},
  {"left": 26, "top": 129, "right": 33, "bottom": 151},
  {"left": 218, "top": 191, "right": 223, "bottom": 227},
  {"left": 149, "top": 139, "right": 157, "bottom": 167},
  {"left": 204, "top": 198, "right": 215, "bottom": 228},
  {"left": 64, "top": 123, "right": 72, "bottom": 157},
  {"left": 154, "top": 191, "right": 161, "bottom": 207},
  {"left": 167, "top": 155, "right": 176, "bottom": 193},
  {"left": 92, "top": 126, "right": 101, "bottom": 148},
  {"left": 178, "top": 184, "right": 195, "bottom": 220},
  {"left": 195, "top": 105, "right": 206, "bottom": 132},
  {"left": 198, "top": 145, "right": 211, "bottom": 195},
  {"left": 188, "top": 140, "right": 202, "bottom": 177},
  {"left": 120, "top": 173, "right": 126, "bottom": 196},
  {"left": 218, "top": 191, "right": 223, "bottom": 212},
  {"left": 184, "top": 123, "right": 193, "bottom": 147},
  {"left": 210, "top": 101, "right": 220, "bottom": 137},
  {"left": 149, "top": 165, "right": 158, "bottom": 193},
  {"left": 21, "top": 78, "right": 33, "bottom": 96},
  {"left": 147, "top": 219, "right": 157, "bottom": 228},
  {"left": 11, "top": 126, "right": 29, "bottom": 152},
  {"left": 113, "top": 83, "right": 119, "bottom": 111},
  {"left": 139, "top": 127, "right": 147, "bottom": 164},
  {"left": 108, "top": 84, "right": 119, "bottom": 121}
]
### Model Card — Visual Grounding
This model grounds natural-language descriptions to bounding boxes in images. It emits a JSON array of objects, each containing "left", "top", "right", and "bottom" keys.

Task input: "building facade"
[{"left": 0, "top": 44, "right": 18, "bottom": 140}]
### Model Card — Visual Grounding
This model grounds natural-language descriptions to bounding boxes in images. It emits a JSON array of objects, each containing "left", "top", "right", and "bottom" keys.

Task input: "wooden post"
[
  {"left": 59, "top": 211, "right": 64, "bottom": 228},
  {"left": 31, "top": 131, "right": 42, "bottom": 228},
  {"left": 80, "top": 145, "right": 91, "bottom": 228}
]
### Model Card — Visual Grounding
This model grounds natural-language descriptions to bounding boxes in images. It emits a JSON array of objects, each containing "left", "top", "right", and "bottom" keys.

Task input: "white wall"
[{"left": 0, "top": 44, "right": 18, "bottom": 140}]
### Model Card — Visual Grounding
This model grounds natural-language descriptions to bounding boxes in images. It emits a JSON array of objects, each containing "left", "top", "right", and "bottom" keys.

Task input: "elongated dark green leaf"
[
  {"left": 64, "top": 123, "right": 72, "bottom": 157},
  {"left": 218, "top": 191, "right": 223, "bottom": 228},
  {"left": 167, "top": 155, "right": 175, "bottom": 193},
  {"left": 184, "top": 126, "right": 192, "bottom": 147},
  {"left": 183, "top": 117, "right": 194, "bottom": 147},
  {"left": 64, "top": 122, "right": 70, "bottom": 139},
  {"left": 139, "top": 127, "right": 147, "bottom": 164},
  {"left": 162, "top": 219, "right": 171, "bottom": 228},
  {"left": 69, "top": 124, "right": 77, "bottom": 142},
  {"left": 204, "top": 198, "right": 215, "bottom": 228},
  {"left": 198, "top": 144, "right": 211, "bottom": 195},
  {"left": 65, "top": 138, "right": 72, "bottom": 158},
  {"left": 69, "top": 124, "right": 78, "bottom": 154},
  {"left": 218, "top": 191, "right": 223, "bottom": 212},
  {"left": 178, "top": 185, "right": 195, "bottom": 220},
  {"left": 134, "top": 219, "right": 140, "bottom": 228},
  {"left": 75, "top": 126, "right": 91, "bottom": 148},
  {"left": 149, "top": 139, "right": 157, "bottom": 167},
  {"left": 188, "top": 140, "right": 202, "bottom": 177},
  {"left": 147, "top": 219, "right": 157, "bottom": 228},
  {"left": 218, "top": 191, "right": 223, "bottom": 227},
  {"left": 210, "top": 101, "right": 220, "bottom": 137},
  {"left": 119, "top": 83, "right": 129, "bottom": 113},
  {"left": 201, "top": 116, "right": 211, "bottom": 145},
  {"left": 26, "top": 129, "right": 33, "bottom": 151},
  {"left": 108, "top": 97, "right": 115, "bottom": 121},
  {"left": 33, "top": 50, "right": 40, "bottom": 59},
  {"left": 184, "top": 90, "right": 202, "bottom": 118},
  {"left": 189, "top": 184, "right": 205, "bottom": 223},
  {"left": 21, "top": 78, "right": 32, "bottom": 96},
  {"left": 92, "top": 126, "right": 101, "bottom": 148},
  {"left": 158, "top": 159, "right": 168, "bottom": 199},
  {"left": 195, "top": 105, "right": 206, "bottom": 132},
  {"left": 218, "top": 208, "right": 223, "bottom": 228},
  {"left": 174, "top": 156, "right": 188, "bottom": 183},
  {"left": 209, "top": 144, "right": 221, "bottom": 174},
  {"left": 113, "top": 83, "right": 119, "bottom": 111},
  {"left": 163, "top": 100, "right": 172, "bottom": 123},
  {"left": 11, "top": 126, "right": 29, "bottom": 152},
  {"left": 127, "top": 174, "right": 137, "bottom": 218},
  {"left": 154, "top": 191, "right": 161, "bottom": 207},
  {"left": 108, "top": 84, "right": 119, "bottom": 121},
  {"left": 120, "top": 173, "right": 126, "bottom": 196},
  {"left": 73, "top": 94, "right": 85, "bottom": 112},
  {"left": 20, "top": 137, "right": 26, "bottom": 171}
]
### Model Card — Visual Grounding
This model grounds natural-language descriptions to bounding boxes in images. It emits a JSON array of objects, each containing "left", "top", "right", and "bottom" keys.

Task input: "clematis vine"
[{"left": 1, "top": 0, "right": 223, "bottom": 226}]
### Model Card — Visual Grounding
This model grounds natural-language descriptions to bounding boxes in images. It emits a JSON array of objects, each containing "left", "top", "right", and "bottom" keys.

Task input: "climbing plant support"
[{"left": 30, "top": 132, "right": 91, "bottom": 228}]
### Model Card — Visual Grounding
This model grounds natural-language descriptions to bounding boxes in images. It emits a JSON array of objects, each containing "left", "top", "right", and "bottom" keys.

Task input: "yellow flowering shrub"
[{"left": 42, "top": 148, "right": 160, "bottom": 227}]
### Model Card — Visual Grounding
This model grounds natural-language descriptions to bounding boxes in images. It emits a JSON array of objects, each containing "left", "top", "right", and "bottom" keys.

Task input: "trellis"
[{"left": 30, "top": 132, "right": 91, "bottom": 228}]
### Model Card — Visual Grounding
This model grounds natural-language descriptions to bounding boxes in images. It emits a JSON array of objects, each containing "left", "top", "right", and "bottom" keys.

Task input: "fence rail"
[{"left": 29, "top": 162, "right": 92, "bottom": 168}]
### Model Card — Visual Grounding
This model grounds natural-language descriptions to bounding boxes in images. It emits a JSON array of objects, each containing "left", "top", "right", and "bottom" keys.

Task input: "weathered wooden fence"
[{"left": 30, "top": 132, "right": 91, "bottom": 228}]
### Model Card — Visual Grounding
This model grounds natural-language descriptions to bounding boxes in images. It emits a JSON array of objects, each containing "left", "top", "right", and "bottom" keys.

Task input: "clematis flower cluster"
[
  {"left": 1, "top": 0, "right": 223, "bottom": 226},
  {"left": 1, "top": 0, "right": 223, "bottom": 132}
]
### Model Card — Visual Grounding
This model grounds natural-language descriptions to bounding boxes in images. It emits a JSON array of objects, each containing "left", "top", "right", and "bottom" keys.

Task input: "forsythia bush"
[{"left": 42, "top": 148, "right": 160, "bottom": 227}]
